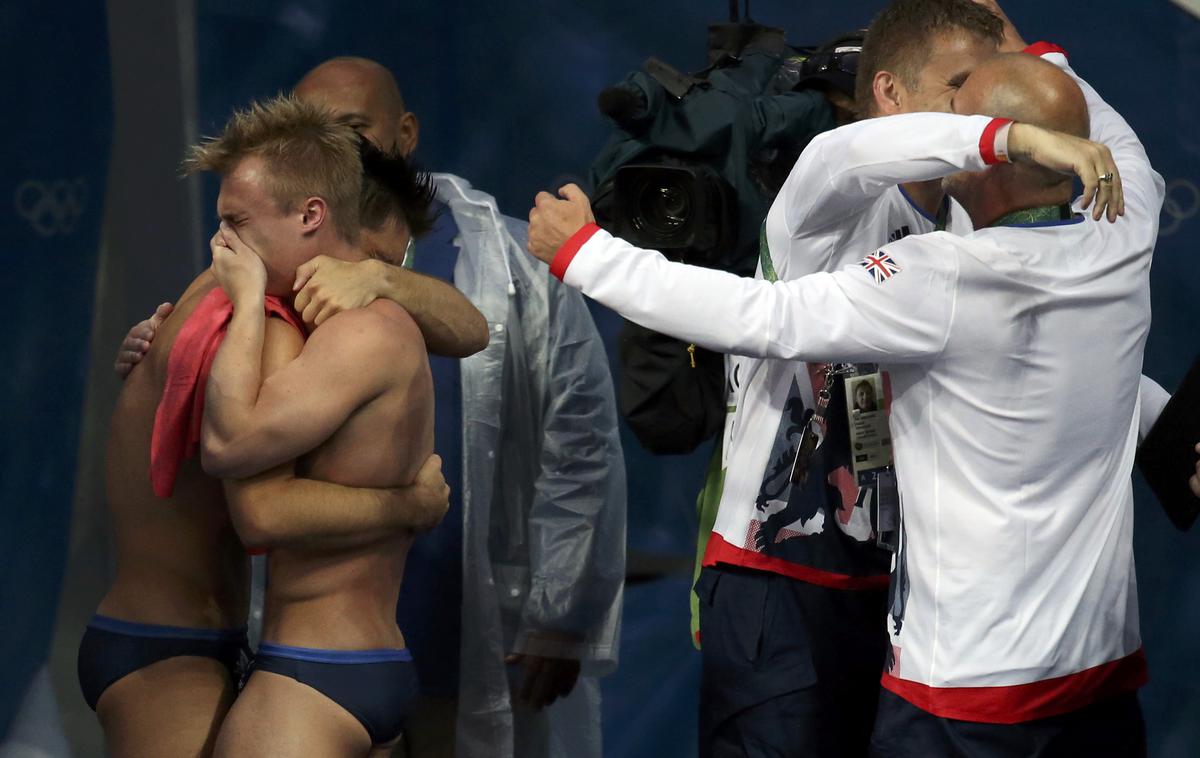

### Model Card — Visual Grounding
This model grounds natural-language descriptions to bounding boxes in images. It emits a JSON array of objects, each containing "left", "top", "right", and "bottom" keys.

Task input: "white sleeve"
[
  {"left": 777, "top": 112, "right": 1003, "bottom": 236},
  {"left": 1034, "top": 46, "right": 1166, "bottom": 214},
  {"left": 553, "top": 225, "right": 957, "bottom": 363},
  {"left": 1138, "top": 374, "right": 1171, "bottom": 444}
]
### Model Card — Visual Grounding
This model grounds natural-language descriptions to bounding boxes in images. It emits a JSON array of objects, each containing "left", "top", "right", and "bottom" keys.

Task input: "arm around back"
[
  {"left": 223, "top": 455, "right": 449, "bottom": 550},
  {"left": 293, "top": 255, "right": 489, "bottom": 357}
]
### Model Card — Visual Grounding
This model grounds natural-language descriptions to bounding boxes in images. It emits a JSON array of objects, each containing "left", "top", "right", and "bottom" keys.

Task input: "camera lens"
[{"left": 634, "top": 180, "right": 691, "bottom": 236}]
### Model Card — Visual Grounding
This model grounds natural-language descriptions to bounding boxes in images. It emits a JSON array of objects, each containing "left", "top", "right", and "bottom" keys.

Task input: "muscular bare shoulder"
[
  {"left": 304, "top": 301, "right": 426, "bottom": 374},
  {"left": 365, "top": 299, "right": 425, "bottom": 342}
]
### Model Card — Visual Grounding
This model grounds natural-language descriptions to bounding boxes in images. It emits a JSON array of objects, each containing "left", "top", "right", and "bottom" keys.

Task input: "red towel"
[{"left": 150, "top": 287, "right": 306, "bottom": 498}]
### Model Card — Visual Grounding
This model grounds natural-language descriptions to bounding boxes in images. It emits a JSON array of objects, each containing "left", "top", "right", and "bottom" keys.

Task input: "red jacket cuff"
[
  {"left": 550, "top": 223, "right": 601, "bottom": 281},
  {"left": 980, "top": 118, "right": 1014, "bottom": 165}
]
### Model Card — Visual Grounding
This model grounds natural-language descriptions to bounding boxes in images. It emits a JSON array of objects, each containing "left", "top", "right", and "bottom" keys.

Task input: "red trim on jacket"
[
  {"left": 550, "top": 223, "right": 601, "bottom": 280},
  {"left": 702, "top": 533, "right": 890, "bottom": 590},
  {"left": 979, "top": 118, "right": 1014, "bottom": 166},
  {"left": 1023, "top": 41, "right": 1068, "bottom": 58},
  {"left": 881, "top": 648, "right": 1148, "bottom": 724}
]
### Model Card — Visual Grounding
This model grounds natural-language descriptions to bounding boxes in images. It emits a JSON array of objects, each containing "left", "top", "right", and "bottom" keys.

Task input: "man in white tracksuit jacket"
[{"left": 527, "top": 17, "right": 1165, "bottom": 758}]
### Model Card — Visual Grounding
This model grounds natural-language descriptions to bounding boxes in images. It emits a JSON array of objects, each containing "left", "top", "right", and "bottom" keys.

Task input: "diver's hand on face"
[
  {"left": 292, "top": 255, "right": 388, "bottom": 329},
  {"left": 1007, "top": 124, "right": 1124, "bottom": 222},
  {"left": 527, "top": 184, "right": 595, "bottom": 264},
  {"left": 968, "top": 0, "right": 1028, "bottom": 53},
  {"left": 114, "top": 302, "right": 173, "bottom": 379},
  {"left": 210, "top": 221, "right": 267, "bottom": 307}
]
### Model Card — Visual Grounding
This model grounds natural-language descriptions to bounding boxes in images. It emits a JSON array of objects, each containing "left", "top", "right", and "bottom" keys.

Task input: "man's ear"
[
  {"left": 872, "top": 71, "right": 905, "bottom": 116},
  {"left": 300, "top": 196, "right": 328, "bottom": 235},
  {"left": 397, "top": 112, "right": 420, "bottom": 158}
]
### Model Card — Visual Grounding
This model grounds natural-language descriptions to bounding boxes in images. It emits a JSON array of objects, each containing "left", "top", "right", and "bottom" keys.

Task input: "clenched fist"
[
  {"left": 409, "top": 453, "right": 451, "bottom": 532},
  {"left": 527, "top": 184, "right": 595, "bottom": 264}
]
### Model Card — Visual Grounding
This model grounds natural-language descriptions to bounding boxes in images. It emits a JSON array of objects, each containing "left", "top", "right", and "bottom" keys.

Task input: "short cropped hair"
[
  {"left": 184, "top": 95, "right": 363, "bottom": 242},
  {"left": 359, "top": 139, "right": 437, "bottom": 239},
  {"left": 855, "top": 0, "right": 1004, "bottom": 115}
]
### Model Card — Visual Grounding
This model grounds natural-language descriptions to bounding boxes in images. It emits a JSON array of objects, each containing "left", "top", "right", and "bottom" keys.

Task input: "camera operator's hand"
[
  {"left": 1007, "top": 124, "right": 1124, "bottom": 222},
  {"left": 969, "top": 1, "right": 1027, "bottom": 53},
  {"left": 527, "top": 184, "right": 596, "bottom": 265}
]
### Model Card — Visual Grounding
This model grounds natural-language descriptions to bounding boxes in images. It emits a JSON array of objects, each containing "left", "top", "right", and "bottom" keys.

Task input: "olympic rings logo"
[
  {"left": 14, "top": 178, "right": 89, "bottom": 237},
  {"left": 1159, "top": 178, "right": 1199, "bottom": 238}
]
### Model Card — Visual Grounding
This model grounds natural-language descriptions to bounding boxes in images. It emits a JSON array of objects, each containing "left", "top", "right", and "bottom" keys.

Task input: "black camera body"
[
  {"left": 608, "top": 162, "right": 735, "bottom": 265},
  {"left": 589, "top": 23, "right": 849, "bottom": 276},
  {"left": 591, "top": 22, "right": 859, "bottom": 454}
]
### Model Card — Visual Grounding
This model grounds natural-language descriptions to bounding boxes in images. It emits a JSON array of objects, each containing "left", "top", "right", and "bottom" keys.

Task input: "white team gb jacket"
[{"left": 548, "top": 45, "right": 1166, "bottom": 724}]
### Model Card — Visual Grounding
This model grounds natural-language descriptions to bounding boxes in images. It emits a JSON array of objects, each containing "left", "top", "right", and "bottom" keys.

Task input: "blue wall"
[{"left": 0, "top": 0, "right": 111, "bottom": 737}]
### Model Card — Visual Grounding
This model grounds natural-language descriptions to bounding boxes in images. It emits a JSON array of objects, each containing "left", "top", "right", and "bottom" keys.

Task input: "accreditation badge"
[
  {"left": 844, "top": 370, "right": 900, "bottom": 552},
  {"left": 845, "top": 371, "right": 892, "bottom": 476}
]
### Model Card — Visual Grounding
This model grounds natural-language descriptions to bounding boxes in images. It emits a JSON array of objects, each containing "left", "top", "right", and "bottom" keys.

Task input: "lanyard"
[
  {"left": 989, "top": 203, "right": 1074, "bottom": 227},
  {"left": 934, "top": 195, "right": 950, "bottom": 232},
  {"left": 790, "top": 362, "right": 856, "bottom": 486}
]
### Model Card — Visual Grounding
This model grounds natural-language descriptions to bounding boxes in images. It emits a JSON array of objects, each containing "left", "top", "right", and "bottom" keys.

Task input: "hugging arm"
[
  {"left": 552, "top": 226, "right": 956, "bottom": 364},
  {"left": 293, "top": 254, "right": 488, "bottom": 356}
]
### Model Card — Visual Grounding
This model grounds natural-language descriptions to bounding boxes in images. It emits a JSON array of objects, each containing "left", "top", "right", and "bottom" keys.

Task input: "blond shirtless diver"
[{"left": 184, "top": 96, "right": 442, "bottom": 758}]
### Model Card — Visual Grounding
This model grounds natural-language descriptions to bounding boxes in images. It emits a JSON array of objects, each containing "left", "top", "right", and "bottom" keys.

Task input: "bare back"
[
  {"left": 261, "top": 298, "right": 435, "bottom": 649},
  {"left": 100, "top": 271, "right": 249, "bottom": 629}
]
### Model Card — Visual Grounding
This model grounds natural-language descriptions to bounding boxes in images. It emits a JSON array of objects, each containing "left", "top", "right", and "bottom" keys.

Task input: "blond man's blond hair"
[{"left": 184, "top": 95, "right": 362, "bottom": 241}]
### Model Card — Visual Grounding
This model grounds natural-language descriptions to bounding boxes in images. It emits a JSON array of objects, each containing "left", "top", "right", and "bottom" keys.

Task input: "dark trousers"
[
  {"left": 870, "top": 689, "right": 1146, "bottom": 758},
  {"left": 695, "top": 565, "right": 889, "bottom": 758}
]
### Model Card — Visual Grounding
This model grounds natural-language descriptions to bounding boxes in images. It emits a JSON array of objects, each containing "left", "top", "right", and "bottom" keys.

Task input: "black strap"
[
  {"left": 935, "top": 195, "right": 950, "bottom": 232},
  {"left": 791, "top": 363, "right": 854, "bottom": 485},
  {"left": 1136, "top": 356, "right": 1200, "bottom": 531}
]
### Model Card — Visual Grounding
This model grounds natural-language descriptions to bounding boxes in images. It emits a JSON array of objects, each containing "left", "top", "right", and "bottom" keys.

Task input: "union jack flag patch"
[{"left": 859, "top": 251, "right": 901, "bottom": 284}]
